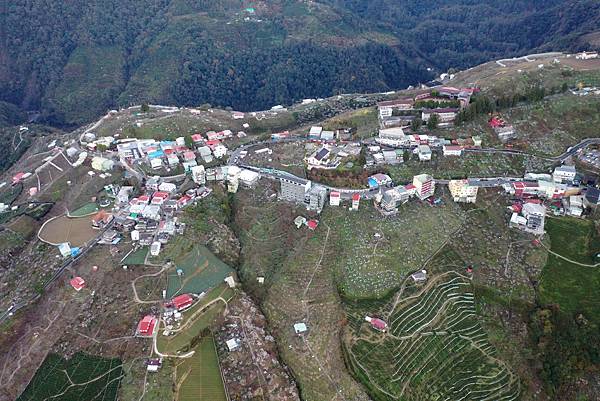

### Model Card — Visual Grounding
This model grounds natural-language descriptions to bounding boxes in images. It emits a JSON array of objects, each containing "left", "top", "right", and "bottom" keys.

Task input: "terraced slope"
[{"left": 345, "top": 271, "right": 520, "bottom": 401}]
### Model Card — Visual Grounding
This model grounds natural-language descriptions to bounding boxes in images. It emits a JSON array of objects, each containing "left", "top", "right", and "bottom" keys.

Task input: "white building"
[
  {"left": 448, "top": 180, "right": 478, "bottom": 203},
  {"left": 213, "top": 144, "right": 227, "bottom": 159},
  {"left": 329, "top": 191, "right": 341, "bottom": 206},
  {"left": 191, "top": 165, "right": 206, "bottom": 185},
  {"left": 421, "top": 108, "right": 458, "bottom": 124},
  {"left": 150, "top": 241, "right": 162, "bottom": 256},
  {"left": 576, "top": 51, "right": 598, "bottom": 60},
  {"left": 377, "top": 127, "right": 409, "bottom": 147},
  {"left": 417, "top": 145, "right": 432, "bottom": 161},
  {"left": 413, "top": 174, "right": 435, "bottom": 200},
  {"left": 553, "top": 165, "right": 576, "bottom": 183},
  {"left": 239, "top": 169, "right": 260, "bottom": 187},
  {"left": 158, "top": 182, "right": 177, "bottom": 193}
]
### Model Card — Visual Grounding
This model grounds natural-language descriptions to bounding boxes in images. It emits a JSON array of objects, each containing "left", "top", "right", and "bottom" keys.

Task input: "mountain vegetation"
[{"left": 2, "top": 0, "right": 599, "bottom": 127}]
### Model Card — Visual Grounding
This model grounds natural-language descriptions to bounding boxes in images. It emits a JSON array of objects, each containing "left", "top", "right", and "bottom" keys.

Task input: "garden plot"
[{"left": 345, "top": 271, "right": 520, "bottom": 401}]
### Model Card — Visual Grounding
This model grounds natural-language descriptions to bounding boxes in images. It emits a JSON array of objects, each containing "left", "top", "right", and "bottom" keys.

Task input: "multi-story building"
[
  {"left": 553, "top": 165, "right": 577, "bottom": 184},
  {"left": 305, "top": 185, "right": 327, "bottom": 213},
  {"left": 448, "top": 179, "right": 478, "bottom": 203},
  {"left": 377, "top": 98, "right": 414, "bottom": 118},
  {"left": 280, "top": 176, "right": 311, "bottom": 203},
  {"left": 413, "top": 174, "right": 435, "bottom": 200},
  {"left": 417, "top": 145, "right": 432, "bottom": 161}
]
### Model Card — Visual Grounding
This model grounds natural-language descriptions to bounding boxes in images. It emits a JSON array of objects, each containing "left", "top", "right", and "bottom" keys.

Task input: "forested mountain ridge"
[{"left": 1, "top": 0, "right": 599, "bottom": 127}]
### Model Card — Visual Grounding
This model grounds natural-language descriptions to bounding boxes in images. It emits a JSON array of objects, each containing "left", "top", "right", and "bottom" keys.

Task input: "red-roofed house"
[
  {"left": 370, "top": 318, "right": 388, "bottom": 332},
  {"left": 136, "top": 315, "right": 157, "bottom": 337},
  {"left": 138, "top": 195, "right": 150, "bottom": 204},
  {"left": 352, "top": 193, "right": 360, "bottom": 210},
  {"left": 443, "top": 145, "right": 463, "bottom": 156},
  {"left": 12, "top": 172, "right": 25, "bottom": 185},
  {"left": 151, "top": 191, "right": 170, "bottom": 205},
  {"left": 70, "top": 277, "right": 86, "bottom": 291},
  {"left": 182, "top": 151, "right": 196, "bottom": 162},
  {"left": 307, "top": 220, "right": 319, "bottom": 230},
  {"left": 91, "top": 210, "right": 114, "bottom": 229},
  {"left": 205, "top": 140, "right": 221, "bottom": 150},
  {"left": 191, "top": 134, "right": 203, "bottom": 143},
  {"left": 177, "top": 195, "right": 192, "bottom": 208},
  {"left": 170, "top": 294, "right": 194, "bottom": 311}
]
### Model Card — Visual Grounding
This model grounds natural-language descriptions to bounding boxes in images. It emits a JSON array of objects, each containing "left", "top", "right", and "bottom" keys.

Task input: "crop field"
[
  {"left": 539, "top": 217, "right": 600, "bottom": 323},
  {"left": 38, "top": 215, "right": 97, "bottom": 246},
  {"left": 386, "top": 152, "right": 554, "bottom": 183},
  {"left": 157, "top": 285, "right": 233, "bottom": 354},
  {"left": 326, "top": 200, "right": 465, "bottom": 298},
  {"left": 505, "top": 94, "right": 600, "bottom": 156},
  {"left": 166, "top": 244, "right": 234, "bottom": 298},
  {"left": 243, "top": 141, "right": 307, "bottom": 178},
  {"left": 344, "top": 271, "right": 520, "bottom": 401},
  {"left": 323, "top": 106, "right": 378, "bottom": 139},
  {"left": 175, "top": 336, "right": 227, "bottom": 401},
  {"left": 17, "top": 352, "right": 123, "bottom": 401}
]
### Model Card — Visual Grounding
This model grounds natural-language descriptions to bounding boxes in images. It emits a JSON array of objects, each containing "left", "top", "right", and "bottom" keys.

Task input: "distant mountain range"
[{"left": 1, "top": 0, "right": 599, "bottom": 127}]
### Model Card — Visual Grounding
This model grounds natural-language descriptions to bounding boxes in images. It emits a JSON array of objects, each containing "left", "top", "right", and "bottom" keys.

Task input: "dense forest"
[{"left": 1, "top": 0, "right": 599, "bottom": 127}]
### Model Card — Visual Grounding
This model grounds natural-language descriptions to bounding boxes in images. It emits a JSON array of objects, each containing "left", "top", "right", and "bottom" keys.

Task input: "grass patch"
[
  {"left": 17, "top": 352, "right": 123, "bottom": 401},
  {"left": 121, "top": 247, "right": 148, "bottom": 265},
  {"left": 539, "top": 217, "right": 600, "bottom": 323},
  {"left": 165, "top": 243, "right": 234, "bottom": 298},
  {"left": 175, "top": 336, "right": 227, "bottom": 401},
  {"left": 69, "top": 202, "right": 99, "bottom": 217}
]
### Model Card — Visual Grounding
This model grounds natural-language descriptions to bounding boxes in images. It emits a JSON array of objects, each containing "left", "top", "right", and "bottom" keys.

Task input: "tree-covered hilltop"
[{"left": 1, "top": 0, "right": 599, "bottom": 127}]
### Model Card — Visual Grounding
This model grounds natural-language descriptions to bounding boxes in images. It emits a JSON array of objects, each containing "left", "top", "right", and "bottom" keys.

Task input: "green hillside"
[{"left": 2, "top": 0, "right": 599, "bottom": 127}]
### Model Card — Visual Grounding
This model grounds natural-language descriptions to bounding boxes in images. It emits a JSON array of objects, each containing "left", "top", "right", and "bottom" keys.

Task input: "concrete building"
[
  {"left": 351, "top": 193, "right": 360, "bottom": 210},
  {"left": 417, "top": 145, "right": 432, "bottom": 161},
  {"left": 329, "top": 191, "right": 341, "bottom": 206},
  {"left": 305, "top": 184, "right": 327, "bottom": 213},
  {"left": 280, "top": 176, "right": 310, "bottom": 203},
  {"left": 377, "top": 98, "right": 414, "bottom": 118},
  {"left": 553, "top": 165, "right": 577, "bottom": 184},
  {"left": 191, "top": 165, "right": 206, "bottom": 185},
  {"left": 376, "top": 127, "right": 409, "bottom": 147},
  {"left": 448, "top": 179, "right": 478, "bottom": 203},
  {"left": 413, "top": 174, "right": 435, "bottom": 200},
  {"left": 239, "top": 169, "right": 260, "bottom": 187},
  {"left": 380, "top": 187, "right": 410, "bottom": 214}
]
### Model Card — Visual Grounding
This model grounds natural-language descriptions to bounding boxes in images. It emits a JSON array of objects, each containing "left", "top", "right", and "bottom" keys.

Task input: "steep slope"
[{"left": 1, "top": 0, "right": 599, "bottom": 127}]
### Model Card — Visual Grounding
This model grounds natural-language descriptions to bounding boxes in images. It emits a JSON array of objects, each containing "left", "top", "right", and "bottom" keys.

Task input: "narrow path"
[{"left": 539, "top": 241, "right": 600, "bottom": 267}]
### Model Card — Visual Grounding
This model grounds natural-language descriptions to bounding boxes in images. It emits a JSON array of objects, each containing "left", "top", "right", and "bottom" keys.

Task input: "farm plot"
[
  {"left": 345, "top": 271, "right": 520, "bottom": 401},
  {"left": 166, "top": 244, "right": 234, "bottom": 298},
  {"left": 175, "top": 336, "right": 227, "bottom": 401},
  {"left": 38, "top": 214, "right": 97, "bottom": 246},
  {"left": 69, "top": 202, "right": 99, "bottom": 217},
  {"left": 17, "top": 352, "right": 123, "bottom": 401},
  {"left": 328, "top": 201, "right": 465, "bottom": 298}
]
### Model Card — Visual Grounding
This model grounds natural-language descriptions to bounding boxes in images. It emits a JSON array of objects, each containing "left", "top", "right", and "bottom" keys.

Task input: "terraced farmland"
[{"left": 345, "top": 271, "right": 520, "bottom": 401}]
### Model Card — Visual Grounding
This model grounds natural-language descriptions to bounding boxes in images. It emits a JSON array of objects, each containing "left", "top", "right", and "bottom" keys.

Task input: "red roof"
[
  {"left": 444, "top": 145, "right": 463, "bottom": 151},
  {"left": 525, "top": 199, "right": 542, "bottom": 204},
  {"left": 377, "top": 98, "right": 414, "bottom": 107},
  {"left": 152, "top": 191, "right": 169, "bottom": 200},
  {"left": 352, "top": 193, "right": 361, "bottom": 201},
  {"left": 177, "top": 195, "right": 191, "bottom": 205},
  {"left": 183, "top": 151, "right": 196, "bottom": 161},
  {"left": 307, "top": 220, "right": 319, "bottom": 230},
  {"left": 191, "top": 134, "right": 203, "bottom": 142},
  {"left": 370, "top": 318, "right": 388, "bottom": 331},
  {"left": 405, "top": 184, "right": 416, "bottom": 190},
  {"left": 330, "top": 191, "right": 340, "bottom": 198},
  {"left": 137, "top": 315, "right": 157, "bottom": 336},
  {"left": 172, "top": 294, "right": 194, "bottom": 310},
  {"left": 138, "top": 195, "right": 150, "bottom": 203},
  {"left": 70, "top": 277, "right": 85, "bottom": 291},
  {"left": 511, "top": 203, "right": 522, "bottom": 213},
  {"left": 12, "top": 172, "right": 25, "bottom": 183},
  {"left": 205, "top": 139, "right": 221, "bottom": 149}
]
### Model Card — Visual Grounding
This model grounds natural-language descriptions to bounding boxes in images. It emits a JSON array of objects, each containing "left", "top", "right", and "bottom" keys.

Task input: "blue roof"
[
  {"left": 148, "top": 150, "right": 164, "bottom": 159},
  {"left": 368, "top": 178, "right": 379, "bottom": 188}
]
